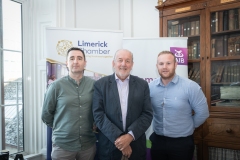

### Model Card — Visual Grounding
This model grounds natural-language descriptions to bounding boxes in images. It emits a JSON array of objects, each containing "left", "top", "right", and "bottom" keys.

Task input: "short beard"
[{"left": 159, "top": 71, "right": 175, "bottom": 80}]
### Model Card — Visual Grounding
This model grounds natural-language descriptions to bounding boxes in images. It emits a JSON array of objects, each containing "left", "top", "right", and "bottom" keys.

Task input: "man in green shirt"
[{"left": 42, "top": 47, "right": 96, "bottom": 160}]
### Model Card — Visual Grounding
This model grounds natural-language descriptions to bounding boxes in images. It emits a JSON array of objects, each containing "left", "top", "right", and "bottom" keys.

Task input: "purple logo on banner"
[{"left": 170, "top": 47, "right": 188, "bottom": 65}]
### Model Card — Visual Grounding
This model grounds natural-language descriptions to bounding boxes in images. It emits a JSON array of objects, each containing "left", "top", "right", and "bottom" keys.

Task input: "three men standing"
[{"left": 42, "top": 48, "right": 208, "bottom": 160}]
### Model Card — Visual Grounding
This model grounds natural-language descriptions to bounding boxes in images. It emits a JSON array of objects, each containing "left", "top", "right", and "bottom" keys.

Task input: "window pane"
[
  {"left": 3, "top": 50, "right": 22, "bottom": 105},
  {"left": 3, "top": 51, "right": 23, "bottom": 154},
  {"left": 4, "top": 105, "right": 23, "bottom": 153},
  {"left": 4, "top": 80, "right": 22, "bottom": 105},
  {"left": 2, "top": 0, "right": 22, "bottom": 51}
]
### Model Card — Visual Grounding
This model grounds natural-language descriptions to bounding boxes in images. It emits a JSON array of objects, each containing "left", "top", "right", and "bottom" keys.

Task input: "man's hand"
[
  {"left": 121, "top": 145, "right": 132, "bottom": 158},
  {"left": 115, "top": 133, "right": 133, "bottom": 151}
]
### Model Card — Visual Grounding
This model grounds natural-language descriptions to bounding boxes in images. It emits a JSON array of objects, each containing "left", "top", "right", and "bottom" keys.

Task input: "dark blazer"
[{"left": 92, "top": 73, "right": 153, "bottom": 160}]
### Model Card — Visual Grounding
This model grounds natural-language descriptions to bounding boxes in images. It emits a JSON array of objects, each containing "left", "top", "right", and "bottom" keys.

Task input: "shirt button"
[
  {"left": 80, "top": 106, "right": 81, "bottom": 107},
  {"left": 80, "top": 116, "right": 82, "bottom": 118}
]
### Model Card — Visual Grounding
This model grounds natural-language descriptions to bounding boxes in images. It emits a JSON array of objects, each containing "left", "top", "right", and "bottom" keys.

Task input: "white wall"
[
  {"left": 59, "top": 0, "right": 159, "bottom": 37},
  {"left": 21, "top": 0, "right": 159, "bottom": 158},
  {"left": 132, "top": 0, "right": 159, "bottom": 37},
  {"left": 76, "top": 0, "right": 121, "bottom": 30}
]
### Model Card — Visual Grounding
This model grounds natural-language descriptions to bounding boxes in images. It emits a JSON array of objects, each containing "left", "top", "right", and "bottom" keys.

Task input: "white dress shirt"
[{"left": 115, "top": 74, "right": 135, "bottom": 140}]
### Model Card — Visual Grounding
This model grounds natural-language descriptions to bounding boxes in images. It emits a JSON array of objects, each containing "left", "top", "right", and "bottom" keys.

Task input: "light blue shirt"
[{"left": 149, "top": 74, "right": 209, "bottom": 138}]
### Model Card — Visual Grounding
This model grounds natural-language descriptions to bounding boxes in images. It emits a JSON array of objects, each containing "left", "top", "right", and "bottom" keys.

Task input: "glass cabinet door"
[
  {"left": 167, "top": 16, "right": 200, "bottom": 58},
  {"left": 210, "top": 7, "right": 240, "bottom": 108},
  {"left": 167, "top": 15, "right": 202, "bottom": 85}
]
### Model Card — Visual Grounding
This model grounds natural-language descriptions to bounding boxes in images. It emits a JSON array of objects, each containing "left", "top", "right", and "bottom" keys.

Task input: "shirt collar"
[
  {"left": 115, "top": 73, "right": 130, "bottom": 82},
  {"left": 157, "top": 74, "right": 179, "bottom": 86},
  {"left": 68, "top": 75, "right": 85, "bottom": 85}
]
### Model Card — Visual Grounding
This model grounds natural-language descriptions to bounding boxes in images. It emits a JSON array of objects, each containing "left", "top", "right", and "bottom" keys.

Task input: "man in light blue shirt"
[{"left": 149, "top": 50, "right": 209, "bottom": 160}]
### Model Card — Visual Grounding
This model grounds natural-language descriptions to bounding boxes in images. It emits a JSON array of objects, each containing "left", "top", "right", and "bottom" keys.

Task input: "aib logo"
[
  {"left": 174, "top": 49, "right": 184, "bottom": 57},
  {"left": 170, "top": 47, "right": 188, "bottom": 65}
]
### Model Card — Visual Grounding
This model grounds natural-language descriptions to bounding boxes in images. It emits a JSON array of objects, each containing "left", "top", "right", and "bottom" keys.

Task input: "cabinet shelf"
[
  {"left": 211, "top": 29, "right": 240, "bottom": 36},
  {"left": 210, "top": 56, "right": 240, "bottom": 61},
  {"left": 211, "top": 82, "right": 240, "bottom": 86},
  {"left": 188, "top": 35, "right": 200, "bottom": 38},
  {"left": 188, "top": 59, "right": 201, "bottom": 62}
]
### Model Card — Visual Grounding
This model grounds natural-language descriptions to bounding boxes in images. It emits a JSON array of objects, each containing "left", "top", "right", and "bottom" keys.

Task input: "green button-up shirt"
[{"left": 41, "top": 75, "right": 96, "bottom": 151}]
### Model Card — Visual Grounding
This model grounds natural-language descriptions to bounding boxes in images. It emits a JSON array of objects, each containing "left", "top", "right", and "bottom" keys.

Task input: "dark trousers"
[{"left": 150, "top": 132, "right": 194, "bottom": 160}]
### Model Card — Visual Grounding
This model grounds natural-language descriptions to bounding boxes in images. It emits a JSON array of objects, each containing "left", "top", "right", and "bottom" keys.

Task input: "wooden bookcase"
[{"left": 156, "top": 0, "right": 240, "bottom": 160}]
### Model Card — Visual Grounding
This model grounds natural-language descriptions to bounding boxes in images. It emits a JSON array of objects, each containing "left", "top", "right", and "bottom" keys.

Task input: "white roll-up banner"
[
  {"left": 45, "top": 27, "right": 123, "bottom": 160},
  {"left": 123, "top": 37, "right": 188, "bottom": 159}
]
